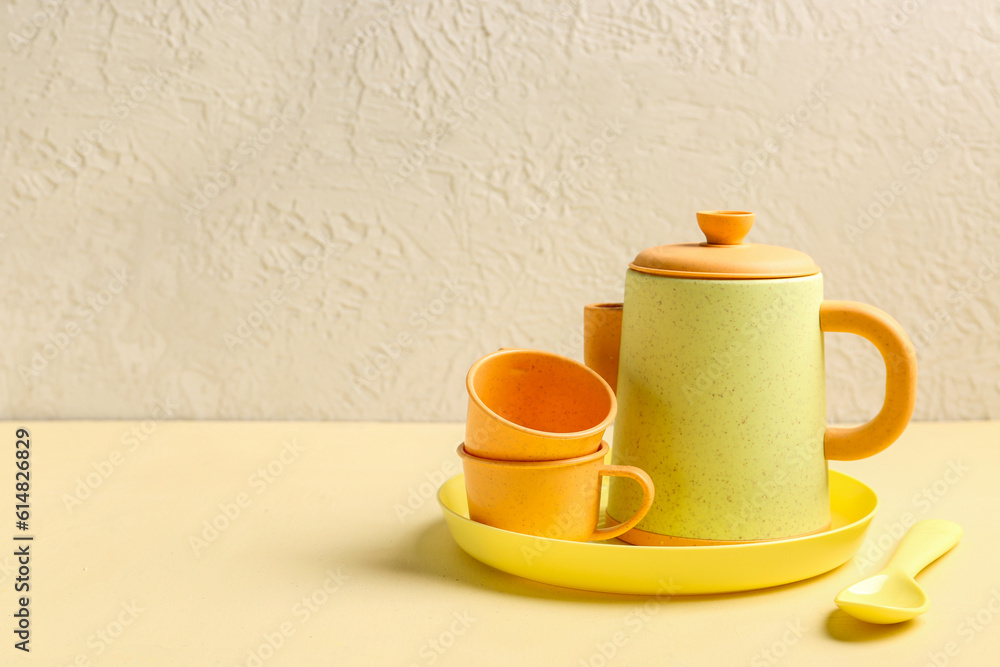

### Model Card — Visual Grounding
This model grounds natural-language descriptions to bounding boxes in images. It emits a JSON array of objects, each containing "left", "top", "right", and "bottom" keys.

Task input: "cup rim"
[
  {"left": 466, "top": 348, "right": 617, "bottom": 441},
  {"left": 457, "top": 441, "right": 609, "bottom": 468}
]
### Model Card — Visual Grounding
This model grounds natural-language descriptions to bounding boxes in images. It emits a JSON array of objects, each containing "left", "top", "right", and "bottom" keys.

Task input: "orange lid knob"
[{"left": 697, "top": 210, "right": 755, "bottom": 246}]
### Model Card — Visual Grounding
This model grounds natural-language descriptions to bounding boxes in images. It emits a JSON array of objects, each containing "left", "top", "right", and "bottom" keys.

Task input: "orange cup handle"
[
  {"left": 820, "top": 300, "right": 918, "bottom": 461},
  {"left": 590, "top": 466, "right": 654, "bottom": 541}
]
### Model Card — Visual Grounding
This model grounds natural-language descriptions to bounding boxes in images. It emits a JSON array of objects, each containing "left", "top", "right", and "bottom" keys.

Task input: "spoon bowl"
[{"left": 835, "top": 570, "right": 929, "bottom": 623}]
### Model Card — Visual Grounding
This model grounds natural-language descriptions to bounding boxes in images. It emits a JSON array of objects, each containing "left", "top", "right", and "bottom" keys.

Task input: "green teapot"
[{"left": 584, "top": 211, "right": 917, "bottom": 545}]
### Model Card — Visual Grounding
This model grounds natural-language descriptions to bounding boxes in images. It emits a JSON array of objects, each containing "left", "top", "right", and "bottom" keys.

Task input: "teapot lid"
[{"left": 630, "top": 211, "right": 820, "bottom": 279}]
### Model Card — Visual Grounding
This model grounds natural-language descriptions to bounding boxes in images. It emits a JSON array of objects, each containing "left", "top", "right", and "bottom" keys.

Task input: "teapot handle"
[{"left": 820, "top": 301, "right": 918, "bottom": 461}]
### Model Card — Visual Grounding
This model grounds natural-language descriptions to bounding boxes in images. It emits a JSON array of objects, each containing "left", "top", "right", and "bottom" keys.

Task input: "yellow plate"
[{"left": 437, "top": 469, "right": 877, "bottom": 595}]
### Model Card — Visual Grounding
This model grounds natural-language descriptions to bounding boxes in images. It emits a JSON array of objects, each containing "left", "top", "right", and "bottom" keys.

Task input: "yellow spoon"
[{"left": 835, "top": 519, "right": 963, "bottom": 624}]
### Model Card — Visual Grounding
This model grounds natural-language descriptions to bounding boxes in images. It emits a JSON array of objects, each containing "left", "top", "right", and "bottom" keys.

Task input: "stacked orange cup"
[{"left": 459, "top": 348, "right": 654, "bottom": 542}]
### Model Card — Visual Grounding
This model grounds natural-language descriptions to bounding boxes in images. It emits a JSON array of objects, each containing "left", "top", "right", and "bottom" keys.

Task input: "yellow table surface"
[{"left": 1, "top": 420, "right": 998, "bottom": 666}]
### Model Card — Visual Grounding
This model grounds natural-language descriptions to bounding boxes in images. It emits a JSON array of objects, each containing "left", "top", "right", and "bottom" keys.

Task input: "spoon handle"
[{"left": 886, "top": 519, "right": 963, "bottom": 578}]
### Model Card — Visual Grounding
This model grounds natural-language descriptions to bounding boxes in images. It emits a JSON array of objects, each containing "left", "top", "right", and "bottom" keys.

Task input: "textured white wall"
[{"left": 1, "top": 0, "right": 998, "bottom": 421}]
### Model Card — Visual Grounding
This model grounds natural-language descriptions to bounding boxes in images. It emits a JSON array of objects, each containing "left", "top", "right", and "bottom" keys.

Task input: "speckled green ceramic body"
[{"left": 608, "top": 271, "right": 830, "bottom": 541}]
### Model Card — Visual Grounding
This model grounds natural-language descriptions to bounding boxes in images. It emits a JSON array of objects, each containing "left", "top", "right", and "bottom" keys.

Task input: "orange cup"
[
  {"left": 458, "top": 441, "right": 654, "bottom": 541},
  {"left": 465, "top": 348, "right": 616, "bottom": 461}
]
